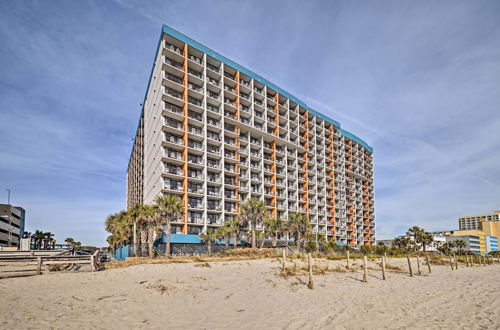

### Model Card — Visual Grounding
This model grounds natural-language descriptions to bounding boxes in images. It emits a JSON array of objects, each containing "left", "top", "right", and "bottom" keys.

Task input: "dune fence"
[{"left": 0, "top": 250, "right": 102, "bottom": 278}]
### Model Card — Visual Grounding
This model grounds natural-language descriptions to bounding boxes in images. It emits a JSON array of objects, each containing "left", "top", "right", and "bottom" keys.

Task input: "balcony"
[
  {"left": 207, "top": 104, "right": 220, "bottom": 114},
  {"left": 188, "top": 125, "right": 203, "bottom": 136},
  {"left": 166, "top": 87, "right": 182, "bottom": 100},
  {"left": 207, "top": 161, "right": 221, "bottom": 169},
  {"left": 165, "top": 166, "right": 183, "bottom": 176},
  {"left": 165, "top": 43, "right": 183, "bottom": 55},
  {"left": 164, "top": 58, "right": 183, "bottom": 70},
  {"left": 188, "top": 96, "right": 203, "bottom": 108},
  {"left": 166, "top": 72, "right": 183, "bottom": 85},
  {"left": 207, "top": 62, "right": 220, "bottom": 73},
  {"left": 188, "top": 68, "right": 203, "bottom": 79},
  {"left": 188, "top": 202, "right": 204, "bottom": 210},
  {"left": 164, "top": 134, "right": 183, "bottom": 146},
  {"left": 165, "top": 150, "right": 182, "bottom": 160},
  {"left": 188, "top": 186, "right": 203, "bottom": 194},
  {"left": 207, "top": 204, "right": 222, "bottom": 211},
  {"left": 240, "top": 80, "right": 251, "bottom": 89}
]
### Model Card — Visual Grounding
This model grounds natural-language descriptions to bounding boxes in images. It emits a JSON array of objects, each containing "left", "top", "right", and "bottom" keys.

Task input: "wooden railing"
[{"left": 0, "top": 251, "right": 101, "bottom": 278}]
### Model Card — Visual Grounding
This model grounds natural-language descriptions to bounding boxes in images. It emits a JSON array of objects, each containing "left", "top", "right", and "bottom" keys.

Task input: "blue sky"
[{"left": 1, "top": 0, "right": 499, "bottom": 246}]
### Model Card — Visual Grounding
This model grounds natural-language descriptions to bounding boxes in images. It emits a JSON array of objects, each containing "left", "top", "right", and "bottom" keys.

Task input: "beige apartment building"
[
  {"left": 459, "top": 210, "right": 500, "bottom": 230},
  {"left": 0, "top": 204, "right": 25, "bottom": 247},
  {"left": 126, "top": 25, "right": 375, "bottom": 246}
]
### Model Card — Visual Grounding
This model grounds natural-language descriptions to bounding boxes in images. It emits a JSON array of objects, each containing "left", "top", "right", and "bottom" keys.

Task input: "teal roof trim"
[
  {"left": 162, "top": 24, "right": 341, "bottom": 128},
  {"left": 339, "top": 129, "right": 373, "bottom": 152}
]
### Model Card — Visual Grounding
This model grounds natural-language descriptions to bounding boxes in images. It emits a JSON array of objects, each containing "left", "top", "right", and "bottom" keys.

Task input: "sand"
[{"left": 0, "top": 257, "right": 499, "bottom": 329}]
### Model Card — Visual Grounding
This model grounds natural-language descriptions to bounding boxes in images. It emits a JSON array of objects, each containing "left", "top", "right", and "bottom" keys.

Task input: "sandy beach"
[{"left": 1, "top": 257, "right": 499, "bottom": 329}]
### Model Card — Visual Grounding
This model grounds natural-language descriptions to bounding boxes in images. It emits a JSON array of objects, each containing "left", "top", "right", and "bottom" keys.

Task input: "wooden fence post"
[
  {"left": 454, "top": 254, "right": 458, "bottom": 269},
  {"left": 381, "top": 257, "right": 386, "bottom": 280},
  {"left": 363, "top": 256, "right": 368, "bottom": 283},
  {"left": 307, "top": 253, "right": 314, "bottom": 290},
  {"left": 465, "top": 255, "right": 470, "bottom": 267},
  {"left": 36, "top": 256, "right": 42, "bottom": 275},
  {"left": 282, "top": 249, "right": 286, "bottom": 271},
  {"left": 449, "top": 256, "right": 454, "bottom": 270},
  {"left": 416, "top": 256, "right": 421, "bottom": 275},
  {"left": 90, "top": 255, "right": 96, "bottom": 272},
  {"left": 425, "top": 254, "right": 432, "bottom": 273},
  {"left": 407, "top": 255, "right": 413, "bottom": 277}
]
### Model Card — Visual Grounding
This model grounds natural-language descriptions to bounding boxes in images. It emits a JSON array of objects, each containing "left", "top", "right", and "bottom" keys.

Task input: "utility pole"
[{"left": 6, "top": 189, "right": 10, "bottom": 205}]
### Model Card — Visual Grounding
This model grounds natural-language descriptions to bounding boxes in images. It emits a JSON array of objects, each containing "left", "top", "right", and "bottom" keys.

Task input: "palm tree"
[
  {"left": 454, "top": 240, "right": 467, "bottom": 254},
  {"left": 288, "top": 212, "right": 311, "bottom": 250},
  {"left": 239, "top": 198, "right": 269, "bottom": 248},
  {"left": 105, "top": 210, "right": 134, "bottom": 252},
  {"left": 420, "top": 232, "right": 434, "bottom": 252},
  {"left": 406, "top": 226, "right": 424, "bottom": 251},
  {"left": 263, "top": 217, "right": 284, "bottom": 247},
  {"left": 200, "top": 228, "right": 219, "bottom": 254},
  {"left": 32, "top": 230, "right": 45, "bottom": 250},
  {"left": 143, "top": 204, "right": 159, "bottom": 258},
  {"left": 44, "top": 232, "right": 55, "bottom": 250},
  {"left": 106, "top": 235, "right": 117, "bottom": 252},
  {"left": 133, "top": 204, "right": 149, "bottom": 257},
  {"left": 155, "top": 195, "right": 184, "bottom": 257},
  {"left": 216, "top": 221, "right": 233, "bottom": 249},
  {"left": 128, "top": 205, "right": 142, "bottom": 257},
  {"left": 227, "top": 217, "right": 241, "bottom": 249},
  {"left": 438, "top": 242, "right": 453, "bottom": 255},
  {"left": 393, "top": 236, "right": 411, "bottom": 253},
  {"left": 65, "top": 237, "right": 76, "bottom": 252}
]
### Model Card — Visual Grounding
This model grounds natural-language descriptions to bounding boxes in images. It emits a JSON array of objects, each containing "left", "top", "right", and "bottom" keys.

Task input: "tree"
[
  {"left": 406, "top": 226, "right": 424, "bottom": 251},
  {"left": 105, "top": 210, "right": 134, "bottom": 253},
  {"left": 44, "top": 232, "right": 54, "bottom": 250},
  {"left": 227, "top": 217, "right": 241, "bottom": 249},
  {"left": 31, "top": 230, "right": 45, "bottom": 250},
  {"left": 128, "top": 205, "right": 142, "bottom": 257},
  {"left": 142, "top": 204, "right": 159, "bottom": 258},
  {"left": 420, "top": 232, "right": 434, "bottom": 252},
  {"left": 200, "top": 228, "right": 218, "bottom": 254},
  {"left": 216, "top": 221, "right": 235, "bottom": 249},
  {"left": 454, "top": 240, "right": 467, "bottom": 254},
  {"left": 393, "top": 236, "right": 411, "bottom": 253},
  {"left": 263, "top": 217, "right": 284, "bottom": 247},
  {"left": 134, "top": 205, "right": 150, "bottom": 257},
  {"left": 155, "top": 195, "right": 184, "bottom": 257},
  {"left": 288, "top": 212, "right": 311, "bottom": 250},
  {"left": 239, "top": 198, "right": 269, "bottom": 248},
  {"left": 438, "top": 242, "right": 453, "bottom": 255}
]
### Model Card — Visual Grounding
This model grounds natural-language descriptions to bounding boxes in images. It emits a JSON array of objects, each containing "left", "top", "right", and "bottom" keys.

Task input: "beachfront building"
[
  {"left": 459, "top": 210, "right": 500, "bottom": 230},
  {"left": 0, "top": 204, "right": 25, "bottom": 248},
  {"left": 126, "top": 25, "right": 375, "bottom": 246},
  {"left": 446, "top": 235, "right": 481, "bottom": 254},
  {"left": 485, "top": 236, "right": 498, "bottom": 253}
]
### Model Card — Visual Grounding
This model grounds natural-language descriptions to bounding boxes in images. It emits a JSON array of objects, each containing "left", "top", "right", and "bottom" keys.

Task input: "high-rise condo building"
[
  {"left": 458, "top": 210, "right": 500, "bottom": 230},
  {"left": 127, "top": 25, "right": 375, "bottom": 246}
]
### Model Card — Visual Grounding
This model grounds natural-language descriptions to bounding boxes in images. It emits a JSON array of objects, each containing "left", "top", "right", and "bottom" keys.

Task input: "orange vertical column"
[
  {"left": 272, "top": 93, "right": 279, "bottom": 217},
  {"left": 235, "top": 71, "right": 241, "bottom": 214},
  {"left": 363, "top": 180, "right": 370, "bottom": 245},
  {"left": 304, "top": 111, "right": 309, "bottom": 218},
  {"left": 181, "top": 43, "right": 189, "bottom": 234},
  {"left": 347, "top": 139, "right": 354, "bottom": 245},
  {"left": 328, "top": 125, "right": 335, "bottom": 240},
  {"left": 271, "top": 141, "right": 277, "bottom": 216}
]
